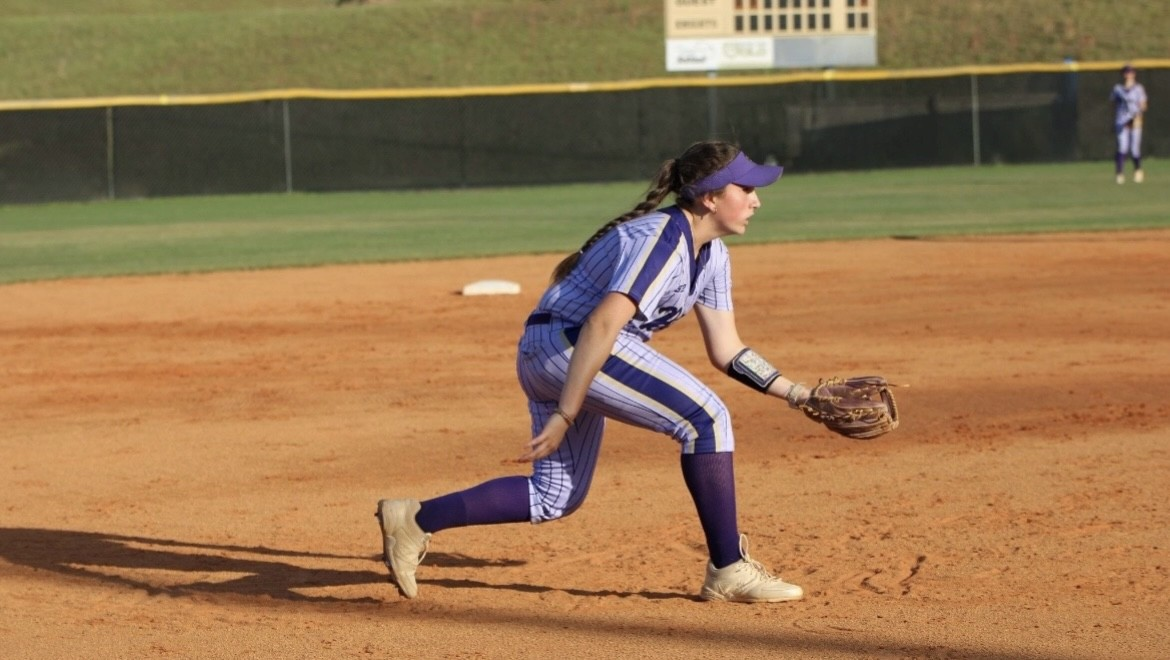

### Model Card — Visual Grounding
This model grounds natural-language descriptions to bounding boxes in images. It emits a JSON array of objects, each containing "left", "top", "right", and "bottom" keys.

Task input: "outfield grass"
[{"left": 1, "top": 160, "right": 1164, "bottom": 285}]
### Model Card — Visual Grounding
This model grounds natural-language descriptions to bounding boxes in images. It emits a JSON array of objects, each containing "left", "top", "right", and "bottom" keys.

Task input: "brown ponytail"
[{"left": 549, "top": 141, "right": 740, "bottom": 283}]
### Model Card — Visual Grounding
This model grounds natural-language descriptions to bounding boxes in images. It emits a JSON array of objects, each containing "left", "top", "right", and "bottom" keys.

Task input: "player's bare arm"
[
  {"left": 694, "top": 304, "right": 807, "bottom": 405},
  {"left": 516, "top": 292, "right": 636, "bottom": 462},
  {"left": 693, "top": 302, "right": 745, "bottom": 367}
]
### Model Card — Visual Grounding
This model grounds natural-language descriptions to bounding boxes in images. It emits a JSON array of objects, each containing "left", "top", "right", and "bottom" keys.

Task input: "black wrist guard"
[{"left": 727, "top": 348, "right": 781, "bottom": 393}]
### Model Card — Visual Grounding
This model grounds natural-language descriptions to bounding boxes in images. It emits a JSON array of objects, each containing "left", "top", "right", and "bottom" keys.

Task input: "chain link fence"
[{"left": 0, "top": 63, "right": 1164, "bottom": 204}]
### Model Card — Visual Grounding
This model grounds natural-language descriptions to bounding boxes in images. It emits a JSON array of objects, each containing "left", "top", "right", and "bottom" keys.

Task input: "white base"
[{"left": 461, "top": 279, "right": 521, "bottom": 296}]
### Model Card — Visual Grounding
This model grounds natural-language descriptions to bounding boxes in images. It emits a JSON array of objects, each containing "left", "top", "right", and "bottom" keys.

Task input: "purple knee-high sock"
[
  {"left": 415, "top": 476, "right": 530, "bottom": 534},
  {"left": 1134, "top": 156, "right": 1143, "bottom": 170},
  {"left": 1116, "top": 152, "right": 1126, "bottom": 174},
  {"left": 681, "top": 452, "right": 741, "bottom": 569}
]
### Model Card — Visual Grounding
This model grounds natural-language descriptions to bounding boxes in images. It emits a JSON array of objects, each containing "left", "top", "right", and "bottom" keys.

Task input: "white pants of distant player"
[{"left": 1116, "top": 123, "right": 1144, "bottom": 184}]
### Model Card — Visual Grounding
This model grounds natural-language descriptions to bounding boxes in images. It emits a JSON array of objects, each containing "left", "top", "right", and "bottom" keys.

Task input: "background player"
[
  {"left": 377, "top": 140, "right": 820, "bottom": 603},
  {"left": 1112, "top": 63, "right": 1149, "bottom": 184}
]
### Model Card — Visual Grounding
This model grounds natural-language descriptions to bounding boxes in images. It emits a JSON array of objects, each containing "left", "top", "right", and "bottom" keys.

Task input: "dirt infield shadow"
[
  {"left": 0, "top": 527, "right": 690, "bottom": 603},
  {"left": 0, "top": 527, "right": 385, "bottom": 603},
  {"left": 0, "top": 530, "right": 1072, "bottom": 659}
]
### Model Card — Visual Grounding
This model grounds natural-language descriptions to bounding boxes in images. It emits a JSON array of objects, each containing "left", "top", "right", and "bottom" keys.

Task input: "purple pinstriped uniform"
[
  {"left": 1112, "top": 81, "right": 1148, "bottom": 157},
  {"left": 516, "top": 206, "right": 735, "bottom": 522}
]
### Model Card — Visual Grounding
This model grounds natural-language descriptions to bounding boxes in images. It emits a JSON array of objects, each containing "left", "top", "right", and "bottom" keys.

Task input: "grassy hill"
[{"left": 0, "top": 0, "right": 1165, "bottom": 100}]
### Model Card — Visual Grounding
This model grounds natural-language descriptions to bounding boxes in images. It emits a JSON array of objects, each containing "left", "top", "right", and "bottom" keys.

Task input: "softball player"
[
  {"left": 1112, "top": 64, "right": 1149, "bottom": 184},
  {"left": 378, "top": 140, "right": 814, "bottom": 602}
]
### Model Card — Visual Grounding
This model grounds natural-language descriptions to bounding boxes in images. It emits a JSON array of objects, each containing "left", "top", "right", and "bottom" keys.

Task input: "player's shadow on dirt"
[
  {"left": 0, "top": 527, "right": 522, "bottom": 604},
  {"left": 0, "top": 527, "right": 689, "bottom": 603},
  {"left": 0, "top": 528, "right": 1073, "bottom": 657}
]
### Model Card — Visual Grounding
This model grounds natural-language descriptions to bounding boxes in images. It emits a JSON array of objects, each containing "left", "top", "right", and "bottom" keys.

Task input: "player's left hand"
[{"left": 798, "top": 375, "right": 900, "bottom": 440}]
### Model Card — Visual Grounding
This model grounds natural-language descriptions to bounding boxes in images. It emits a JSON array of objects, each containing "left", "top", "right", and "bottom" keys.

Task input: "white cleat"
[
  {"left": 375, "top": 499, "right": 431, "bottom": 598},
  {"left": 1134, "top": 169, "right": 1145, "bottom": 184},
  {"left": 1116, "top": 173, "right": 1125, "bottom": 185},
  {"left": 700, "top": 534, "right": 804, "bottom": 603}
]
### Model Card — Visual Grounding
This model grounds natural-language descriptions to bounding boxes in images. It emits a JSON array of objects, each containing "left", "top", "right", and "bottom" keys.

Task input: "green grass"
[
  {"left": 0, "top": 0, "right": 1166, "bottom": 100},
  {"left": 2, "top": 161, "right": 1165, "bottom": 285}
]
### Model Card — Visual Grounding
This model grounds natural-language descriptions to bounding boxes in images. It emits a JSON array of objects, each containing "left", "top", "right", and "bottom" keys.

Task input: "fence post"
[
  {"left": 706, "top": 71, "right": 719, "bottom": 138},
  {"left": 970, "top": 74, "right": 982, "bottom": 166},
  {"left": 282, "top": 98, "right": 294, "bottom": 193},
  {"left": 105, "top": 106, "right": 116, "bottom": 199}
]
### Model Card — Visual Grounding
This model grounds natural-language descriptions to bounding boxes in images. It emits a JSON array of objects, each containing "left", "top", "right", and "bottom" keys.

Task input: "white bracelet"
[{"left": 784, "top": 383, "right": 809, "bottom": 409}]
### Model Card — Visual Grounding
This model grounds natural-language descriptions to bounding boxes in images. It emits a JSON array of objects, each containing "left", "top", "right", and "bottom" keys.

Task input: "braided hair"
[{"left": 549, "top": 140, "right": 740, "bottom": 283}]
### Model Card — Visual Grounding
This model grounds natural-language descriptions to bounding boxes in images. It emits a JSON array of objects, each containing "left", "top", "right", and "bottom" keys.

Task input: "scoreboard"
[{"left": 665, "top": 0, "right": 878, "bottom": 72}]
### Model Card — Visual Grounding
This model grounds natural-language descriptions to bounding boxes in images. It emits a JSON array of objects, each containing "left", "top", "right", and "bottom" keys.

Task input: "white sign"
[{"left": 666, "top": 37, "right": 774, "bottom": 72}]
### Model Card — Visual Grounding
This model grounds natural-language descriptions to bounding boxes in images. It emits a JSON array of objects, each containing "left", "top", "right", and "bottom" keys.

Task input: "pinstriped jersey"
[
  {"left": 534, "top": 206, "right": 732, "bottom": 341},
  {"left": 1112, "top": 83, "right": 1147, "bottom": 127}
]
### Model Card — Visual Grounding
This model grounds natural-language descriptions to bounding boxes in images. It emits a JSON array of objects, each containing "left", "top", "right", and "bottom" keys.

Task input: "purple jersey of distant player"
[
  {"left": 1112, "top": 82, "right": 1148, "bottom": 128},
  {"left": 534, "top": 206, "right": 732, "bottom": 340}
]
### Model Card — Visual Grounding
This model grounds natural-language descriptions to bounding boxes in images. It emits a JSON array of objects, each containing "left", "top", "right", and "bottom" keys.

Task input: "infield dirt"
[{"left": 2, "top": 231, "right": 1167, "bottom": 659}]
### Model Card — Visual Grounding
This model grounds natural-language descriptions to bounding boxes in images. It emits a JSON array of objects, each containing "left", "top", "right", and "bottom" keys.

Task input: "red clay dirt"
[{"left": 1, "top": 231, "right": 1168, "bottom": 659}]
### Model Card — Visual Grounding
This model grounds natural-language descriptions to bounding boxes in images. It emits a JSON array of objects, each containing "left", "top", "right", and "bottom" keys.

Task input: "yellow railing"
[{"left": 2, "top": 59, "right": 1166, "bottom": 112}]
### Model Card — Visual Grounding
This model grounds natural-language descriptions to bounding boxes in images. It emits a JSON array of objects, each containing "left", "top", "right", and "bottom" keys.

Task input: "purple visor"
[{"left": 686, "top": 152, "right": 783, "bottom": 199}]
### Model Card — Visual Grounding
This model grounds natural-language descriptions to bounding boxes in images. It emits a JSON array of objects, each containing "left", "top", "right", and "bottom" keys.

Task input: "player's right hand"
[{"left": 515, "top": 417, "right": 569, "bottom": 462}]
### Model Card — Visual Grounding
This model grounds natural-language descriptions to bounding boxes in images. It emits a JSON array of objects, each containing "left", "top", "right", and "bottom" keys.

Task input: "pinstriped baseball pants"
[
  {"left": 516, "top": 319, "right": 734, "bottom": 523},
  {"left": 1117, "top": 124, "right": 1143, "bottom": 158}
]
